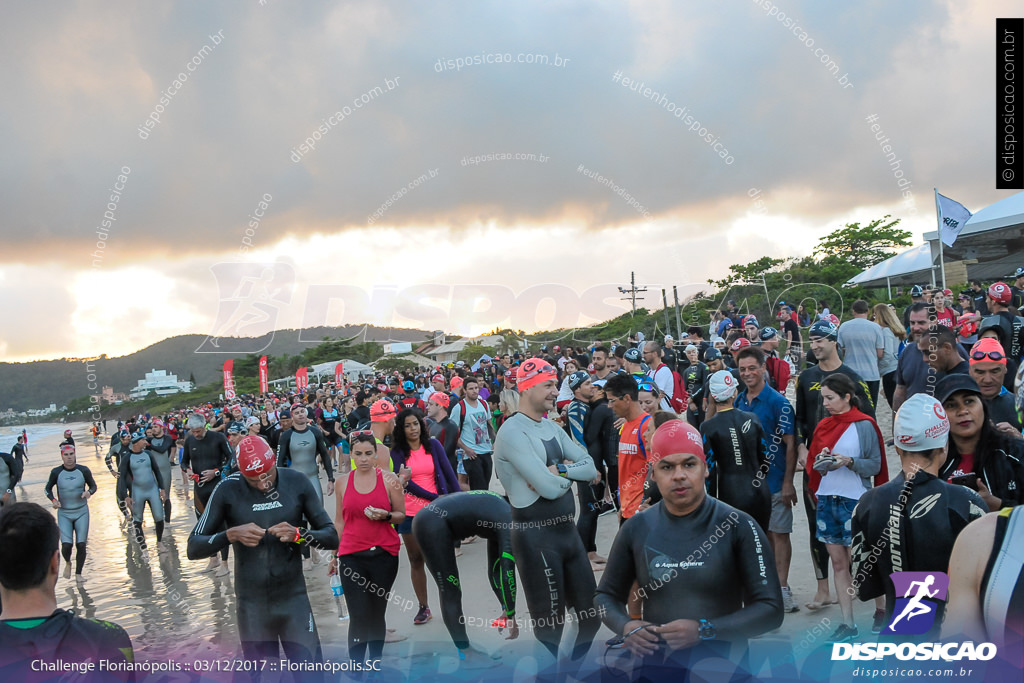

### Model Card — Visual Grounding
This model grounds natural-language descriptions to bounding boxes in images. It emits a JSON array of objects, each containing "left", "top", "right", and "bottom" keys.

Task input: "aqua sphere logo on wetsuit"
[{"left": 831, "top": 571, "right": 997, "bottom": 662}]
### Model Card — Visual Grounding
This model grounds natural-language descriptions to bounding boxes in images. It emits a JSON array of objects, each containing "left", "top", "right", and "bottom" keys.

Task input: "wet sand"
[{"left": 5, "top": 402, "right": 902, "bottom": 679}]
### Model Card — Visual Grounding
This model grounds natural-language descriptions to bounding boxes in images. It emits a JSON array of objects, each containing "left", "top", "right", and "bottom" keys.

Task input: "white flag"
[{"left": 936, "top": 192, "right": 972, "bottom": 247}]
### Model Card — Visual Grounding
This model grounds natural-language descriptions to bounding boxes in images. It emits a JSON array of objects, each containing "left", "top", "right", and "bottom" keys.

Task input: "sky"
[{"left": 1, "top": 0, "right": 1017, "bottom": 361}]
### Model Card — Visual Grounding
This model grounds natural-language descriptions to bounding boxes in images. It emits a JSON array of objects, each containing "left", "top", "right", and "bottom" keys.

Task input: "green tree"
[
  {"left": 457, "top": 344, "right": 493, "bottom": 363},
  {"left": 812, "top": 215, "right": 911, "bottom": 271},
  {"left": 374, "top": 357, "right": 419, "bottom": 374}
]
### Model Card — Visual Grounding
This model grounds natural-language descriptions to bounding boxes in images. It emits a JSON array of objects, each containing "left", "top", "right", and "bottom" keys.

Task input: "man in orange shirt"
[{"left": 604, "top": 374, "right": 653, "bottom": 525}]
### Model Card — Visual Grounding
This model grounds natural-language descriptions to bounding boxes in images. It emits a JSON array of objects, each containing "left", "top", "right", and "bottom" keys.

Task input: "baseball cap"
[
  {"left": 730, "top": 337, "right": 751, "bottom": 352},
  {"left": 278, "top": 408, "right": 291, "bottom": 419},
  {"left": 808, "top": 320, "right": 838, "bottom": 340},
  {"left": 237, "top": 436, "right": 275, "bottom": 476},
  {"left": 969, "top": 337, "right": 1006, "bottom": 365},
  {"left": 704, "top": 347, "right": 723, "bottom": 363},
  {"left": 988, "top": 282, "right": 1012, "bottom": 304},
  {"left": 402, "top": 380, "right": 415, "bottom": 392},
  {"left": 759, "top": 326, "right": 779, "bottom": 341},
  {"left": 429, "top": 392, "right": 450, "bottom": 409},
  {"left": 370, "top": 399, "right": 397, "bottom": 422},
  {"left": 910, "top": 285, "right": 924, "bottom": 297},
  {"left": 623, "top": 347, "right": 642, "bottom": 363},
  {"left": 568, "top": 370, "right": 591, "bottom": 392},
  {"left": 592, "top": 378, "right": 608, "bottom": 389},
  {"left": 935, "top": 374, "right": 983, "bottom": 404},
  {"left": 893, "top": 394, "right": 950, "bottom": 452},
  {"left": 708, "top": 370, "right": 738, "bottom": 402},
  {"left": 517, "top": 358, "right": 558, "bottom": 392},
  {"left": 651, "top": 420, "right": 705, "bottom": 463}
]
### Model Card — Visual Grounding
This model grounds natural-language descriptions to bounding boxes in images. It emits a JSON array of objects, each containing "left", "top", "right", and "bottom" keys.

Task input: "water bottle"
[{"left": 330, "top": 570, "right": 349, "bottom": 620}]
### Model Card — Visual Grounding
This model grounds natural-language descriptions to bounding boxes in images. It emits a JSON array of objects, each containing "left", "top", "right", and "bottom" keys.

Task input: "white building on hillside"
[{"left": 129, "top": 369, "right": 193, "bottom": 400}]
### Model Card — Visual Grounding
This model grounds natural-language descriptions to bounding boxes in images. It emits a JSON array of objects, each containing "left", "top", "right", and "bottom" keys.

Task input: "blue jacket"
[{"left": 390, "top": 437, "right": 460, "bottom": 501}]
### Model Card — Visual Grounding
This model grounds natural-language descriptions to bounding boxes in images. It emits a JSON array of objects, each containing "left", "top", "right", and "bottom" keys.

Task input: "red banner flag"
[
  {"left": 258, "top": 355, "right": 269, "bottom": 394},
  {"left": 296, "top": 367, "right": 308, "bottom": 392},
  {"left": 222, "top": 359, "right": 236, "bottom": 400},
  {"left": 334, "top": 362, "right": 344, "bottom": 388}
]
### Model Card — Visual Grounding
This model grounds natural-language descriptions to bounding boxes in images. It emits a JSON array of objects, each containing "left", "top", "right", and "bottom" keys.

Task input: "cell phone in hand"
[{"left": 950, "top": 473, "right": 979, "bottom": 491}]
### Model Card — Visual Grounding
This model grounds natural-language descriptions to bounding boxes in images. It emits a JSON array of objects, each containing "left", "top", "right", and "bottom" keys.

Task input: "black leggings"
[
  {"left": 511, "top": 501, "right": 599, "bottom": 660},
  {"left": 576, "top": 480, "right": 604, "bottom": 553},
  {"left": 338, "top": 548, "right": 399, "bottom": 662},
  {"left": 195, "top": 486, "right": 229, "bottom": 562},
  {"left": 802, "top": 475, "right": 830, "bottom": 581},
  {"left": 61, "top": 542, "right": 88, "bottom": 574},
  {"left": 881, "top": 371, "right": 897, "bottom": 413},
  {"left": 413, "top": 509, "right": 516, "bottom": 650},
  {"left": 464, "top": 451, "right": 493, "bottom": 491}
]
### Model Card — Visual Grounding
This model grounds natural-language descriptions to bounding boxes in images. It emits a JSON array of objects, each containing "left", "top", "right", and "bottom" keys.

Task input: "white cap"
[
  {"left": 664, "top": 335, "right": 674, "bottom": 342},
  {"left": 893, "top": 394, "right": 950, "bottom": 452},
  {"left": 709, "top": 370, "right": 738, "bottom": 402},
  {"left": 684, "top": 344, "right": 698, "bottom": 353}
]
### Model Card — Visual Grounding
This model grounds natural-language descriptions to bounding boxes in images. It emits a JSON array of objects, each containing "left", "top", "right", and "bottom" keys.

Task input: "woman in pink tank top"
[{"left": 332, "top": 433, "right": 405, "bottom": 663}]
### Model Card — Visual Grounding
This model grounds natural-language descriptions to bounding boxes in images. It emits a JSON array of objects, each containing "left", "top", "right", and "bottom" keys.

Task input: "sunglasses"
[
  {"left": 637, "top": 382, "right": 656, "bottom": 392},
  {"left": 971, "top": 350, "right": 1006, "bottom": 362}
]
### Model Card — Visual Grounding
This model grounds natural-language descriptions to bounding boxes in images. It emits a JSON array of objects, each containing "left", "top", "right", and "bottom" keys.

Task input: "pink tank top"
[
  {"left": 404, "top": 446, "right": 437, "bottom": 517},
  {"left": 338, "top": 469, "right": 400, "bottom": 556}
]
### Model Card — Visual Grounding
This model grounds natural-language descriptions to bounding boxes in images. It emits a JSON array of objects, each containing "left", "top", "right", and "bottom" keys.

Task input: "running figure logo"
[
  {"left": 196, "top": 262, "right": 295, "bottom": 353},
  {"left": 885, "top": 572, "right": 949, "bottom": 635}
]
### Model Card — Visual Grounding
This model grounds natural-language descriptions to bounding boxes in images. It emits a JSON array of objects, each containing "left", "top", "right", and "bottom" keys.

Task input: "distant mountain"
[{"left": 0, "top": 325, "right": 434, "bottom": 411}]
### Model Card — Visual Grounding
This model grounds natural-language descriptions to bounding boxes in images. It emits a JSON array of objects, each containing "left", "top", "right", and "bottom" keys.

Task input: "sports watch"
[
  {"left": 698, "top": 619, "right": 716, "bottom": 640},
  {"left": 556, "top": 464, "right": 568, "bottom": 478}
]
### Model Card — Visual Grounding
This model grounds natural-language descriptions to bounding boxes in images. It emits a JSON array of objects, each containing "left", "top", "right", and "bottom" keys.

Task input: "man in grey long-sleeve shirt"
[{"left": 493, "top": 357, "right": 600, "bottom": 662}]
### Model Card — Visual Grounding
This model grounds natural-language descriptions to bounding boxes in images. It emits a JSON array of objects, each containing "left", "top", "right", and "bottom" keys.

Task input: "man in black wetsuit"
[
  {"left": 0, "top": 503, "right": 134, "bottom": 679},
  {"left": 188, "top": 435, "right": 338, "bottom": 665},
  {"left": 10, "top": 436, "right": 28, "bottom": 469},
  {"left": 0, "top": 450, "right": 22, "bottom": 510},
  {"left": 147, "top": 420, "right": 177, "bottom": 522},
  {"left": 104, "top": 430, "right": 132, "bottom": 527},
  {"left": 700, "top": 370, "right": 771, "bottom": 533},
  {"left": 180, "top": 413, "right": 233, "bottom": 574},
  {"left": 851, "top": 393, "right": 986, "bottom": 640},
  {"left": 412, "top": 491, "right": 517, "bottom": 664},
  {"left": 595, "top": 419, "right": 783, "bottom": 677},
  {"left": 267, "top": 408, "right": 293, "bottom": 452}
]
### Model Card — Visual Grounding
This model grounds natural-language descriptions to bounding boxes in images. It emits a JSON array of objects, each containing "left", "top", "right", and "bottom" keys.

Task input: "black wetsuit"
[
  {"left": 117, "top": 448, "right": 165, "bottom": 548},
  {"left": 684, "top": 361, "right": 709, "bottom": 426},
  {"left": 794, "top": 362, "right": 873, "bottom": 581},
  {"left": 10, "top": 443, "right": 27, "bottom": 470},
  {"left": 187, "top": 469, "right": 339, "bottom": 663},
  {"left": 411, "top": 491, "right": 517, "bottom": 650},
  {"left": 180, "top": 430, "right": 233, "bottom": 510},
  {"left": 147, "top": 433, "right": 176, "bottom": 521},
  {"left": 981, "top": 506, "right": 1024, "bottom": 660},
  {"left": 104, "top": 441, "right": 131, "bottom": 520},
  {"left": 594, "top": 497, "right": 783, "bottom": 671},
  {"left": 45, "top": 464, "right": 98, "bottom": 574},
  {"left": 851, "top": 470, "right": 986, "bottom": 639},
  {"left": 0, "top": 609, "right": 134, "bottom": 681},
  {"left": 700, "top": 408, "right": 772, "bottom": 533},
  {"left": 0, "top": 452, "right": 22, "bottom": 508}
]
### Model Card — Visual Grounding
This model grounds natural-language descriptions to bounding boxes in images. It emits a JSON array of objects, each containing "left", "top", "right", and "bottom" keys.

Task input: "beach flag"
[
  {"left": 222, "top": 359, "right": 236, "bottom": 400},
  {"left": 258, "top": 355, "right": 269, "bottom": 394},
  {"left": 936, "top": 191, "right": 972, "bottom": 247}
]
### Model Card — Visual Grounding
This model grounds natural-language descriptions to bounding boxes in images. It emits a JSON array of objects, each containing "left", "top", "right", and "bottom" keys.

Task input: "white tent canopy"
[
  {"left": 923, "top": 190, "right": 1024, "bottom": 283},
  {"left": 846, "top": 243, "right": 935, "bottom": 290}
]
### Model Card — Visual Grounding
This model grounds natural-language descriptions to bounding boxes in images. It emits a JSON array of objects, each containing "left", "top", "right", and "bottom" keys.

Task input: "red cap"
[
  {"left": 517, "top": 358, "right": 557, "bottom": 393},
  {"left": 450, "top": 376, "right": 464, "bottom": 389},
  {"left": 827, "top": 314, "right": 840, "bottom": 326},
  {"left": 970, "top": 337, "right": 1006, "bottom": 365},
  {"left": 60, "top": 443, "right": 75, "bottom": 455},
  {"left": 942, "top": 289, "right": 953, "bottom": 297},
  {"left": 429, "top": 392, "right": 450, "bottom": 409},
  {"left": 432, "top": 374, "right": 445, "bottom": 384},
  {"left": 730, "top": 337, "right": 751, "bottom": 352},
  {"left": 64, "top": 429, "right": 72, "bottom": 436},
  {"left": 956, "top": 314, "right": 977, "bottom": 338},
  {"left": 650, "top": 420, "right": 705, "bottom": 462},
  {"left": 504, "top": 368, "right": 518, "bottom": 383},
  {"left": 370, "top": 399, "right": 397, "bottom": 422},
  {"left": 989, "top": 282, "right": 1012, "bottom": 304},
  {"left": 237, "top": 436, "right": 275, "bottom": 476}
]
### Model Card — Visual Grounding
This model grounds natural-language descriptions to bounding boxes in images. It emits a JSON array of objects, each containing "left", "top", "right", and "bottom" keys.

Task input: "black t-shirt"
[
  {"left": 783, "top": 318, "right": 801, "bottom": 343},
  {"left": 350, "top": 405, "right": 371, "bottom": 430}
]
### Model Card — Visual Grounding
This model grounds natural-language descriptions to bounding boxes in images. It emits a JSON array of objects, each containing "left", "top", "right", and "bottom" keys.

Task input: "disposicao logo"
[{"left": 831, "top": 572, "right": 997, "bottom": 662}]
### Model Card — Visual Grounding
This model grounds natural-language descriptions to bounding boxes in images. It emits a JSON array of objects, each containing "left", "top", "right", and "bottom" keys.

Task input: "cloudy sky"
[{"left": 1, "top": 0, "right": 1016, "bottom": 361}]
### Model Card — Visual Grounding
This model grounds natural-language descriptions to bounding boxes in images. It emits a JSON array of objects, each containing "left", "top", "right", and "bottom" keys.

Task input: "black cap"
[
  {"left": 279, "top": 408, "right": 291, "bottom": 418},
  {"left": 759, "top": 326, "right": 779, "bottom": 341},
  {"left": 623, "top": 347, "right": 642, "bottom": 363},
  {"left": 808, "top": 320, "right": 838, "bottom": 340},
  {"left": 704, "top": 347, "right": 722, "bottom": 362},
  {"left": 935, "top": 373, "right": 981, "bottom": 404},
  {"left": 568, "top": 371, "right": 591, "bottom": 392},
  {"left": 910, "top": 285, "right": 924, "bottom": 297}
]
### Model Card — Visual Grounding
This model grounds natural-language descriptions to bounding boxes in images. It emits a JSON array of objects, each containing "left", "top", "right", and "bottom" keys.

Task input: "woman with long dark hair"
[
  {"left": 936, "top": 374, "right": 1024, "bottom": 511},
  {"left": 390, "top": 408, "right": 460, "bottom": 626}
]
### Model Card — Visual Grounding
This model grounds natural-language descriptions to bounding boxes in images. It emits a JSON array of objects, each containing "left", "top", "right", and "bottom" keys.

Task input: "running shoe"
[
  {"left": 781, "top": 586, "right": 800, "bottom": 613},
  {"left": 414, "top": 606, "right": 432, "bottom": 625},
  {"left": 828, "top": 624, "right": 859, "bottom": 643},
  {"left": 871, "top": 609, "right": 886, "bottom": 634}
]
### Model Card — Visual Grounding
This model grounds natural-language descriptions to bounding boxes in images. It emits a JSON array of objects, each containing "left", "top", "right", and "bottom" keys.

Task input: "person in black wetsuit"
[
  {"left": 147, "top": 420, "right": 177, "bottom": 522},
  {"left": 493, "top": 358, "right": 600, "bottom": 664},
  {"left": 187, "top": 435, "right": 339, "bottom": 665},
  {"left": 595, "top": 419, "right": 783, "bottom": 678},
  {"left": 0, "top": 503, "right": 134, "bottom": 680},
  {"left": 700, "top": 371, "right": 771, "bottom": 533},
  {"left": 412, "top": 490, "right": 518, "bottom": 663},
  {"left": 181, "top": 413, "right": 233, "bottom": 573},
  {"left": 117, "top": 432, "right": 166, "bottom": 551},
  {"left": 45, "top": 445, "right": 97, "bottom": 580},
  {"left": 104, "top": 431, "right": 131, "bottom": 527},
  {"left": 851, "top": 393, "right": 986, "bottom": 640},
  {"left": 0, "top": 450, "right": 22, "bottom": 510}
]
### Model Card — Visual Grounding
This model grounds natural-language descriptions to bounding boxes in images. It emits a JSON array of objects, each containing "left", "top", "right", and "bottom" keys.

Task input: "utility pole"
[
  {"left": 662, "top": 289, "right": 671, "bottom": 335},
  {"left": 618, "top": 272, "right": 647, "bottom": 317},
  {"left": 673, "top": 286, "right": 682, "bottom": 339}
]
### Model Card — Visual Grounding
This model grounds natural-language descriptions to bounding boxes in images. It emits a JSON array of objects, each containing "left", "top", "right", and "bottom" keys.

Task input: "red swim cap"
[
  {"left": 730, "top": 337, "right": 751, "bottom": 352},
  {"left": 429, "top": 392, "right": 450, "bottom": 409},
  {"left": 517, "top": 358, "right": 557, "bottom": 393},
  {"left": 650, "top": 420, "right": 705, "bottom": 463},
  {"left": 370, "top": 399, "right": 397, "bottom": 422},
  {"left": 237, "top": 435, "right": 275, "bottom": 476}
]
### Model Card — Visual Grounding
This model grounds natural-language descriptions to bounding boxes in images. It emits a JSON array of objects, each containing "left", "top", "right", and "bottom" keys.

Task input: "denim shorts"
[{"left": 816, "top": 494, "right": 857, "bottom": 546}]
